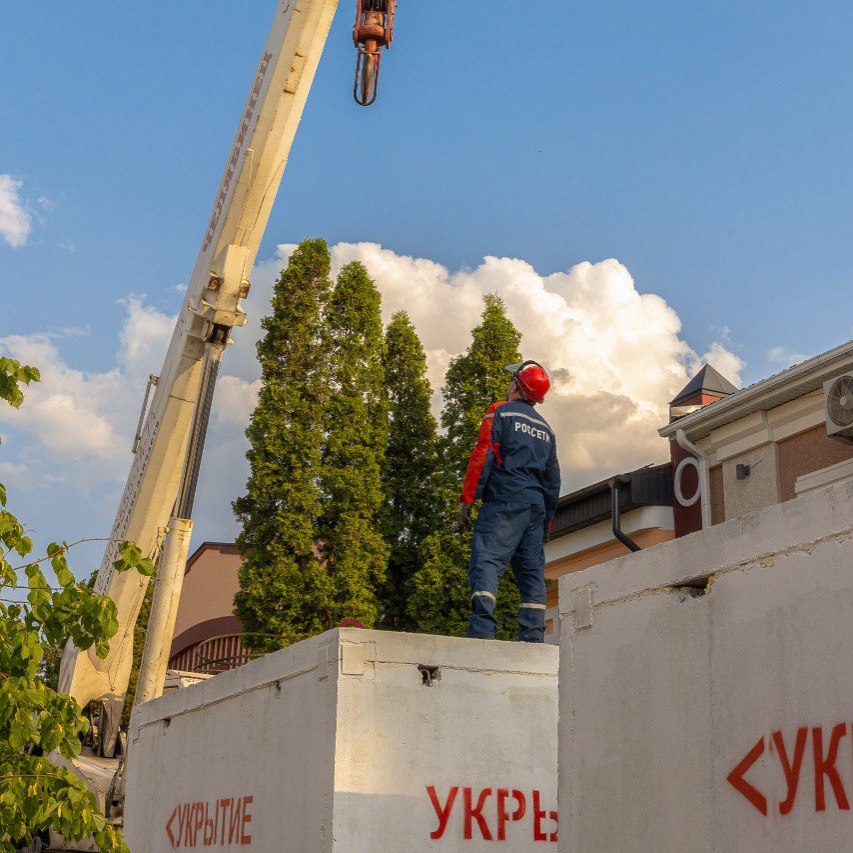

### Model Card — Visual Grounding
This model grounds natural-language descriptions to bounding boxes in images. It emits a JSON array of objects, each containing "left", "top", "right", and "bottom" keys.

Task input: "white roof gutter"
[{"left": 675, "top": 429, "right": 711, "bottom": 529}]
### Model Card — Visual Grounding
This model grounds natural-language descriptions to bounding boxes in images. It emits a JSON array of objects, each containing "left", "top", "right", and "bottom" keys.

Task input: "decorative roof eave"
[{"left": 659, "top": 340, "right": 853, "bottom": 442}]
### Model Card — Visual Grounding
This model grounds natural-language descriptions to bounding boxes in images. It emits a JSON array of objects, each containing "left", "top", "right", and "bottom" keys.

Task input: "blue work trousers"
[{"left": 467, "top": 501, "right": 547, "bottom": 643}]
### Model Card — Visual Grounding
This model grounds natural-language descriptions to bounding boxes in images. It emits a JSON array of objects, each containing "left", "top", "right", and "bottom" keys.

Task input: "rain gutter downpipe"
[
  {"left": 609, "top": 475, "right": 641, "bottom": 552},
  {"left": 675, "top": 427, "right": 712, "bottom": 529}
]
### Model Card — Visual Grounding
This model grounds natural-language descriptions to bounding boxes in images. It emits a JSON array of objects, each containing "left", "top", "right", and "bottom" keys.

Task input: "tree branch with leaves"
[{"left": 0, "top": 356, "right": 155, "bottom": 853}]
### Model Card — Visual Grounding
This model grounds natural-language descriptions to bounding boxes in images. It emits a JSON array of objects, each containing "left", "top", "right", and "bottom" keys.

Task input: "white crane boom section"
[{"left": 59, "top": 0, "right": 340, "bottom": 716}]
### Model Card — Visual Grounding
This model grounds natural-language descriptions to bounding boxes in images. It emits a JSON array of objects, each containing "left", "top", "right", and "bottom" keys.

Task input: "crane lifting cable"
[{"left": 353, "top": 0, "right": 396, "bottom": 105}]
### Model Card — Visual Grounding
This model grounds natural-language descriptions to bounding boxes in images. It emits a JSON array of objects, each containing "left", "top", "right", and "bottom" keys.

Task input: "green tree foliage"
[
  {"left": 235, "top": 249, "right": 394, "bottom": 644},
  {"left": 0, "top": 357, "right": 155, "bottom": 853},
  {"left": 319, "top": 261, "right": 389, "bottom": 628},
  {"left": 39, "top": 570, "right": 96, "bottom": 693},
  {"left": 439, "top": 295, "right": 525, "bottom": 483},
  {"left": 407, "top": 296, "right": 523, "bottom": 639},
  {"left": 233, "top": 239, "right": 333, "bottom": 652},
  {"left": 379, "top": 312, "right": 440, "bottom": 631}
]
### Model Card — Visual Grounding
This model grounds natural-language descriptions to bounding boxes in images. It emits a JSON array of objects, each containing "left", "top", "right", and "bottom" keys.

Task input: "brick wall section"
[
  {"left": 670, "top": 440, "right": 703, "bottom": 536},
  {"left": 777, "top": 425, "right": 853, "bottom": 501},
  {"left": 669, "top": 391, "right": 730, "bottom": 537},
  {"left": 709, "top": 464, "right": 725, "bottom": 525}
]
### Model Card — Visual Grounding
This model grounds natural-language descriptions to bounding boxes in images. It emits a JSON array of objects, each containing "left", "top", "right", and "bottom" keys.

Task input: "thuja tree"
[
  {"left": 319, "top": 261, "right": 389, "bottom": 628},
  {"left": 0, "top": 357, "right": 155, "bottom": 853},
  {"left": 407, "top": 295, "right": 523, "bottom": 638},
  {"left": 233, "top": 239, "right": 334, "bottom": 651},
  {"left": 379, "top": 312, "right": 440, "bottom": 631}
]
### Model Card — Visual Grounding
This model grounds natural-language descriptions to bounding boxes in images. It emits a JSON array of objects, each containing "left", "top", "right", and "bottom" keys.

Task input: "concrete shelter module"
[
  {"left": 127, "top": 628, "right": 558, "bottom": 852},
  {"left": 558, "top": 478, "right": 853, "bottom": 853}
]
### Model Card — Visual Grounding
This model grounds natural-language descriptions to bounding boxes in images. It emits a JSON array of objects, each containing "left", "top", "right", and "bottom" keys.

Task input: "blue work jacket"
[{"left": 460, "top": 400, "right": 561, "bottom": 520}]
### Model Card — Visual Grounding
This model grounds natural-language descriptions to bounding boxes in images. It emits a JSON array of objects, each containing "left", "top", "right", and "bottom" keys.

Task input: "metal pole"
[{"left": 135, "top": 517, "right": 194, "bottom": 705}]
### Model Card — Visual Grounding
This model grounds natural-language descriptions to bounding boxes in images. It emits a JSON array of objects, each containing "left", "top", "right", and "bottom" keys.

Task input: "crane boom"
[{"left": 58, "top": 0, "right": 340, "bottom": 745}]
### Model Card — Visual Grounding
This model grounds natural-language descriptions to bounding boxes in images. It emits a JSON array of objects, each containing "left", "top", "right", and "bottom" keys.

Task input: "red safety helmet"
[{"left": 504, "top": 360, "right": 551, "bottom": 404}]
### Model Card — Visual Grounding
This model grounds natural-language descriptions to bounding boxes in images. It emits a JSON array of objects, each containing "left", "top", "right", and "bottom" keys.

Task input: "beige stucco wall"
[
  {"left": 720, "top": 441, "right": 780, "bottom": 518},
  {"left": 709, "top": 464, "right": 725, "bottom": 525},
  {"left": 172, "top": 545, "right": 243, "bottom": 639},
  {"left": 695, "top": 390, "right": 853, "bottom": 523}
]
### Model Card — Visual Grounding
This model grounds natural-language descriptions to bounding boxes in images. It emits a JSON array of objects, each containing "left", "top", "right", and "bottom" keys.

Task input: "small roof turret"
[{"left": 670, "top": 364, "right": 739, "bottom": 408}]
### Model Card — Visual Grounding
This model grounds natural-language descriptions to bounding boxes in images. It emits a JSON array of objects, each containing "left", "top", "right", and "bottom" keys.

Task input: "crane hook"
[{"left": 352, "top": 0, "right": 396, "bottom": 106}]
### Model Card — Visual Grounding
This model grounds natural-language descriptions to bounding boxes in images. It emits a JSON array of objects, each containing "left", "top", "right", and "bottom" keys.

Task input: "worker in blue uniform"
[{"left": 459, "top": 361, "right": 561, "bottom": 643}]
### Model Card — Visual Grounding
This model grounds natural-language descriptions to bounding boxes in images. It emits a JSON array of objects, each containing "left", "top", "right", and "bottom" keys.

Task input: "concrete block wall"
[
  {"left": 558, "top": 478, "right": 853, "bottom": 853},
  {"left": 126, "top": 629, "right": 558, "bottom": 852}
]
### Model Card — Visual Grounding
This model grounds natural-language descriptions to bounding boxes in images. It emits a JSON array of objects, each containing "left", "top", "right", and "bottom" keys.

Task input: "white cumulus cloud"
[
  {"left": 0, "top": 460, "right": 28, "bottom": 481},
  {"left": 0, "top": 244, "right": 745, "bottom": 552},
  {"left": 699, "top": 342, "right": 745, "bottom": 388},
  {"left": 767, "top": 346, "right": 808, "bottom": 368},
  {"left": 116, "top": 296, "right": 175, "bottom": 373},
  {"left": 214, "top": 376, "right": 262, "bottom": 427},
  {"left": 0, "top": 174, "right": 33, "bottom": 248},
  {"left": 0, "top": 301, "right": 174, "bottom": 477},
  {"left": 250, "top": 244, "right": 744, "bottom": 488}
]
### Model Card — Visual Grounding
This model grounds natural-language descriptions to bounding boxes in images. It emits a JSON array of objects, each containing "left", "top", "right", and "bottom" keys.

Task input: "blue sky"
[{"left": 1, "top": 0, "right": 852, "bottom": 572}]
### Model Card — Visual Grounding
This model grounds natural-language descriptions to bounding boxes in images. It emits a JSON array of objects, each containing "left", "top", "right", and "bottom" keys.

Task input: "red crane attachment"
[{"left": 352, "top": 0, "right": 396, "bottom": 106}]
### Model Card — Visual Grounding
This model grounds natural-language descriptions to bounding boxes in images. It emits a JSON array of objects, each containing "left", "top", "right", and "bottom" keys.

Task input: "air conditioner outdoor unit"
[{"left": 824, "top": 373, "right": 853, "bottom": 444}]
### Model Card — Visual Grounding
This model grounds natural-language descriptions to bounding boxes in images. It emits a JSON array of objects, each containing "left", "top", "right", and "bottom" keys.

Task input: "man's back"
[{"left": 479, "top": 400, "right": 560, "bottom": 515}]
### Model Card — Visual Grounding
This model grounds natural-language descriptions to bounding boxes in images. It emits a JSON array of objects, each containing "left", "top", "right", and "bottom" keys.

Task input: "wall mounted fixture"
[{"left": 736, "top": 458, "right": 763, "bottom": 481}]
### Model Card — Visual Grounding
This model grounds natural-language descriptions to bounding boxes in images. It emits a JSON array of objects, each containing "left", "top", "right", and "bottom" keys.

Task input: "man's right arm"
[{"left": 460, "top": 402, "right": 502, "bottom": 504}]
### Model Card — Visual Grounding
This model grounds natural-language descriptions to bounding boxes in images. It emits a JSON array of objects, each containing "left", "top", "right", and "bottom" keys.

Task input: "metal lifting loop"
[{"left": 352, "top": 0, "right": 396, "bottom": 106}]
